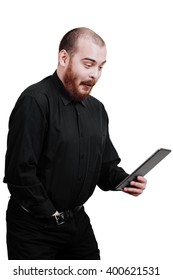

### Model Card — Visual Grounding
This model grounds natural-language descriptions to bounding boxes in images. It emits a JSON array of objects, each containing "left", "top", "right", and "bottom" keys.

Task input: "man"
[{"left": 4, "top": 27, "right": 147, "bottom": 260}]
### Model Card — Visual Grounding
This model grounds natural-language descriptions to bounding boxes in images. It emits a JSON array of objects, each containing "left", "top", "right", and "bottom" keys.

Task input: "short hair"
[{"left": 59, "top": 27, "right": 105, "bottom": 54}]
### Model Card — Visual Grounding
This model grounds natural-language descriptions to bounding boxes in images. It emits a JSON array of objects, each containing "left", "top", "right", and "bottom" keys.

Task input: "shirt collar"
[{"left": 51, "top": 71, "right": 87, "bottom": 107}]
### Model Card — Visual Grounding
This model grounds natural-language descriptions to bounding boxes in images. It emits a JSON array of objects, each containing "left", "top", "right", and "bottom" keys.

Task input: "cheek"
[
  {"left": 97, "top": 72, "right": 102, "bottom": 80},
  {"left": 71, "top": 65, "right": 83, "bottom": 80},
  {"left": 73, "top": 63, "right": 88, "bottom": 79},
  {"left": 78, "top": 66, "right": 88, "bottom": 77}
]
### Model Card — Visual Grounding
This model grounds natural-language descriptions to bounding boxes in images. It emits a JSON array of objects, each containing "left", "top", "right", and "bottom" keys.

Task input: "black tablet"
[{"left": 115, "top": 148, "right": 171, "bottom": 191}]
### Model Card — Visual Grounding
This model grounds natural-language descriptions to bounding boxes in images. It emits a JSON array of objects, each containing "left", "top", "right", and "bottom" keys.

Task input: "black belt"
[{"left": 53, "top": 205, "right": 83, "bottom": 225}]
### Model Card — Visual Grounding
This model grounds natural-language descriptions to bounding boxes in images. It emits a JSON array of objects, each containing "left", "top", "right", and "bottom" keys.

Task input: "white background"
[{"left": 0, "top": 0, "right": 172, "bottom": 279}]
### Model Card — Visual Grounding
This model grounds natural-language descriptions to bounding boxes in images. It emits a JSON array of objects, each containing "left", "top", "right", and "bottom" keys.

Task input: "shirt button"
[{"left": 80, "top": 154, "right": 84, "bottom": 159}]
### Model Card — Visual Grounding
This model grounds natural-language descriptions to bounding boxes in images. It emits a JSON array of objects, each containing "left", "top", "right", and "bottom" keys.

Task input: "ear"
[{"left": 58, "top": 49, "right": 69, "bottom": 66}]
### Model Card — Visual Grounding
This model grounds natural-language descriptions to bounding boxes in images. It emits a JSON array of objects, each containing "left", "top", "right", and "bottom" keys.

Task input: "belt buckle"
[{"left": 54, "top": 212, "right": 65, "bottom": 225}]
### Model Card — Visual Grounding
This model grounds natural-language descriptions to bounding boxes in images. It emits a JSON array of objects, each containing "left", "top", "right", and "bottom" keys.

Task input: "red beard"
[{"left": 63, "top": 63, "right": 95, "bottom": 102}]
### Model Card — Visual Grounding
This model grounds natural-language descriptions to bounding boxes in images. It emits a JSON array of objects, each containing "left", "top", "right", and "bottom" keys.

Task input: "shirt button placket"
[{"left": 75, "top": 104, "right": 85, "bottom": 184}]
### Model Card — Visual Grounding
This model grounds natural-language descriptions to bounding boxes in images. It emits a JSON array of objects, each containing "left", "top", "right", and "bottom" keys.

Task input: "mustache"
[{"left": 80, "top": 79, "right": 96, "bottom": 87}]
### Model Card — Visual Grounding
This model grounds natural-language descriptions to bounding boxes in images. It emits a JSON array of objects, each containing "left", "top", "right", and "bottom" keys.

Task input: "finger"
[
  {"left": 123, "top": 187, "right": 143, "bottom": 194},
  {"left": 130, "top": 180, "right": 146, "bottom": 190},
  {"left": 137, "top": 176, "right": 147, "bottom": 184},
  {"left": 123, "top": 190, "right": 142, "bottom": 196}
]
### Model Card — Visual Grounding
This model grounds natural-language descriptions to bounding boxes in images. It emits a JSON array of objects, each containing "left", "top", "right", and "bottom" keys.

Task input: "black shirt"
[{"left": 3, "top": 71, "right": 128, "bottom": 217}]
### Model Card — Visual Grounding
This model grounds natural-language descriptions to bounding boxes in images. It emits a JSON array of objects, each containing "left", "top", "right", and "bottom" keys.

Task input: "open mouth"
[
  {"left": 81, "top": 80, "right": 95, "bottom": 87},
  {"left": 81, "top": 84, "right": 93, "bottom": 91}
]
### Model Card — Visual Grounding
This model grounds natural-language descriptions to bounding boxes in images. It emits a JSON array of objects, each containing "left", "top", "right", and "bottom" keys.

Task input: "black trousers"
[{"left": 6, "top": 198, "right": 100, "bottom": 260}]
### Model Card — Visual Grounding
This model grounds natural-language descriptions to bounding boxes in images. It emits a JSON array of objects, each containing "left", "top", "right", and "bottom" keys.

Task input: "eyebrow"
[{"left": 81, "top": 58, "right": 107, "bottom": 65}]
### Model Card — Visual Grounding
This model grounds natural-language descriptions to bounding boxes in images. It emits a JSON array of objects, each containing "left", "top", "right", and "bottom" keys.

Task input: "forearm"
[
  {"left": 7, "top": 182, "right": 56, "bottom": 218},
  {"left": 98, "top": 161, "right": 129, "bottom": 191}
]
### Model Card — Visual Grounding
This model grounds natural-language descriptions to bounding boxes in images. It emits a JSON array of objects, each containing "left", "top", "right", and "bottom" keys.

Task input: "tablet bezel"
[{"left": 114, "top": 148, "right": 171, "bottom": 191}]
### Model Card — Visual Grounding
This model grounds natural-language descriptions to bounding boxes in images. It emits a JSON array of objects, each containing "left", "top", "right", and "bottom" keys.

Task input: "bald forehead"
[
  {"left": 77, "top": 33, "right": 105, "bottom": 48},
  {"left": 76, "top": 37, "right": 106, "bottom": 52},
  {"left": 74, "top": 37, "right": 107, "bottom": 64}
]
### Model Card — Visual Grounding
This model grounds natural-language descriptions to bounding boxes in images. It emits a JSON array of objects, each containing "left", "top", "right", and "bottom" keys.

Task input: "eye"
[
  {"left": 84, "top": 63, "right": 93, "bottom": 69},
  {"left": 98, "top": 66, "right": 103, "bottom": 71}
]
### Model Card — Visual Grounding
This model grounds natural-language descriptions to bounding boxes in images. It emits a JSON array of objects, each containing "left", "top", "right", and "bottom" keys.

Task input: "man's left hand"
[{"left": 122, "top": 176, "right": 147, "bottom": 196}]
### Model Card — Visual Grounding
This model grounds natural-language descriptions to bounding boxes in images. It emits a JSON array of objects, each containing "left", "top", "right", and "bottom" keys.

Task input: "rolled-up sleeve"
[{"left": 3, "top": 94, "right": 56, "bottom": 217}]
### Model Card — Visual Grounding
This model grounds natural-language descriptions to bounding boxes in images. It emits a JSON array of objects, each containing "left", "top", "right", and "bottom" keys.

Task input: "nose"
[{"left": 89, "top": 67, "right": 100, "bottom": 80}]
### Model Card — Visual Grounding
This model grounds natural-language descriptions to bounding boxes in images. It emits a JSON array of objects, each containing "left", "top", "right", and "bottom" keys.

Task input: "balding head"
[{"left": 59, "top": 27, "right": 106, "bottom": 55}]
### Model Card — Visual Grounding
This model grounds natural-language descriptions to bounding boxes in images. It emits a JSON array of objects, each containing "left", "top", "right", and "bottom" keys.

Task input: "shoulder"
[
  {"left": 85, "top": 95, "right": 108, "bottom": 116},
  {"left": 20, "top": 75, "right": 51, "bottom": 102},
  {"left": 86, "top": 95, "right": 105, "bottom": 109},
  {"left": 14, "top": 75, "right": 52, "bottom": 116}
]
